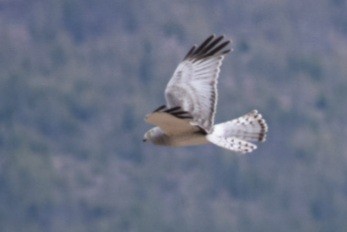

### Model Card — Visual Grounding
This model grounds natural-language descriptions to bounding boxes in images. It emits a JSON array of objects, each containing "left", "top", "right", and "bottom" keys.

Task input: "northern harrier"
[{"left": 143, "top": 35, "right": 268, "bottom": 153}]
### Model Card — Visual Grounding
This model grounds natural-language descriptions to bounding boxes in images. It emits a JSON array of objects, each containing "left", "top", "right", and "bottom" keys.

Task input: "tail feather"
[
  {"left": 207, "top": 110, "right": 268, "bottom": 153},
  {"left": 207, "top": 134, "right": 257, "bottom": 154}
]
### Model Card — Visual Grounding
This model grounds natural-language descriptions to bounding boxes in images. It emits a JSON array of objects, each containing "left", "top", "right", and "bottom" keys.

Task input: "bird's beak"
[
  {"left": 142, "top": 138, "right": 147, "bottom": 142},
  {"left": 144, "top": 115, "right": 149, "bottom": 121}
]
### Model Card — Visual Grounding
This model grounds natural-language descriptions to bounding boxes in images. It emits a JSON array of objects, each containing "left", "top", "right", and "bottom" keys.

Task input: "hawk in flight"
[{"left": 143, "top": 35, "right": 268, "bottom": 153}]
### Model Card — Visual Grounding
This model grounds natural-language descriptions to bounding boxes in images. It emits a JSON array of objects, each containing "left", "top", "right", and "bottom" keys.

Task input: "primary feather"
[{"left": 165, "top": 35, "right": 231, "bottom": 132}]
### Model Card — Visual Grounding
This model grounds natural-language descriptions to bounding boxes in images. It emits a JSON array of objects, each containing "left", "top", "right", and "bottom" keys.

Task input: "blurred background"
[{"left": 1, "top": 0, "right": 347, "bottom": 231}]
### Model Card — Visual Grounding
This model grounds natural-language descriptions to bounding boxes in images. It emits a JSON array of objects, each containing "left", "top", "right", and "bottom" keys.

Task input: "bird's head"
[{"left": 143, "top": 127, "right": 167, "bottom": 145}]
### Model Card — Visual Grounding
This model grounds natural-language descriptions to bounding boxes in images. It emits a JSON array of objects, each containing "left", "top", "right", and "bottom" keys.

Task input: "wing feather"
[{"left": 165, "top": 35, "right": 231, "bottom": 132}]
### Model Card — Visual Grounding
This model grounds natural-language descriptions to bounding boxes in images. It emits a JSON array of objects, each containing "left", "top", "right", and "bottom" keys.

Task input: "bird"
[{"left": 143, "top": 35, "right": 268, "bottom": 154}]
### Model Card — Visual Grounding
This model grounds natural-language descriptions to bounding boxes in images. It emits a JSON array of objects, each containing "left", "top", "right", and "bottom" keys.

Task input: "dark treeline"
[{"left": 0, "top": 0, "right": 347, "bottom": 231}]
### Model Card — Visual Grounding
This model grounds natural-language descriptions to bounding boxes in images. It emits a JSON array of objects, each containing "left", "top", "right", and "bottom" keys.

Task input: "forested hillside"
[{"left": 1, "top": 0, "right": 347, "bottom": 231}]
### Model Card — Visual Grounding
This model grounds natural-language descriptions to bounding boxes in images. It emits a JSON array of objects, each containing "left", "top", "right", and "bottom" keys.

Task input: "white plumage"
[
  {"left": 206, "top": 110, "right": 267, "bottom": 153},
  {"left": 143, "top": 35, "right": 268, "bottom": 153}
]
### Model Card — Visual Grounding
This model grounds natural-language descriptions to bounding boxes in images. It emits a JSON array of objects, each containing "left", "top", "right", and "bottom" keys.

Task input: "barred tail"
[{"left": 207, "top": 110, "right": 268, "bottom": 153}]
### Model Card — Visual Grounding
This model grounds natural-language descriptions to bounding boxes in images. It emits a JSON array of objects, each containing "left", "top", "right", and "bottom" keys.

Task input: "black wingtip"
[
  {"left": 184, "top": 45, "right": 197, "bottom": 60},
  {"left": 222, "top": 49, "right": 231, "bottom": 55},
  {"left": 184, "top": 34, "right": 231, "bottom": 61},
  {"left": 202, "top": 40, "right": 231, "bottom": 59},
  {"left": 153, "top": 105, "right": 167, "bottom": 112},
  {"left": 164, "top": 106, "right": 181, "bottom": 113},
  {"left": 162, "top": 106, "right": 194, "bottom": 120}
]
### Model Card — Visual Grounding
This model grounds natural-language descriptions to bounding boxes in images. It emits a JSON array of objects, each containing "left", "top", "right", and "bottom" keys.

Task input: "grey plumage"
[{"left": 143, "top": 35, "right": 268, "bottom": 153}]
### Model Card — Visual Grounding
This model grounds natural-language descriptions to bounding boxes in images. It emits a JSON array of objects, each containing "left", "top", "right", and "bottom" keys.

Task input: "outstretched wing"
[
  {"left": 165, "top": 35, "right": 231, "bottom": 132},
  {"left": 145, "top": 106, "right": 201, "bottom": 136}
]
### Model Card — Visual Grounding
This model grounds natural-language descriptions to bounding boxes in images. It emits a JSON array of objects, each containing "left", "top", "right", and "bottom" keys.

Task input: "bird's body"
[
  {"left": 143, "top": 35, "right": 268, "bottom": 154},
  {"left": 146, "top": 126, "right": 208, "bottom": 147}
]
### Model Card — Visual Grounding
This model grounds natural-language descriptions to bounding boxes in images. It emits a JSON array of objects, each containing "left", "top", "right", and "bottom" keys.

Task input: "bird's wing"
[
  {"left": 164, "top": 35, "right": 231, "bottom": 133},
  {"left": 145, "top": 106, "right": 201, "bottom": 136}
]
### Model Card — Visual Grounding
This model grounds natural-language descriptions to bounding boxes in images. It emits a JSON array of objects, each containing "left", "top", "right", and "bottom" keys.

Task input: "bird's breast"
[{"left": 167, "top": 132, "right": 208, "bottom": 147}]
